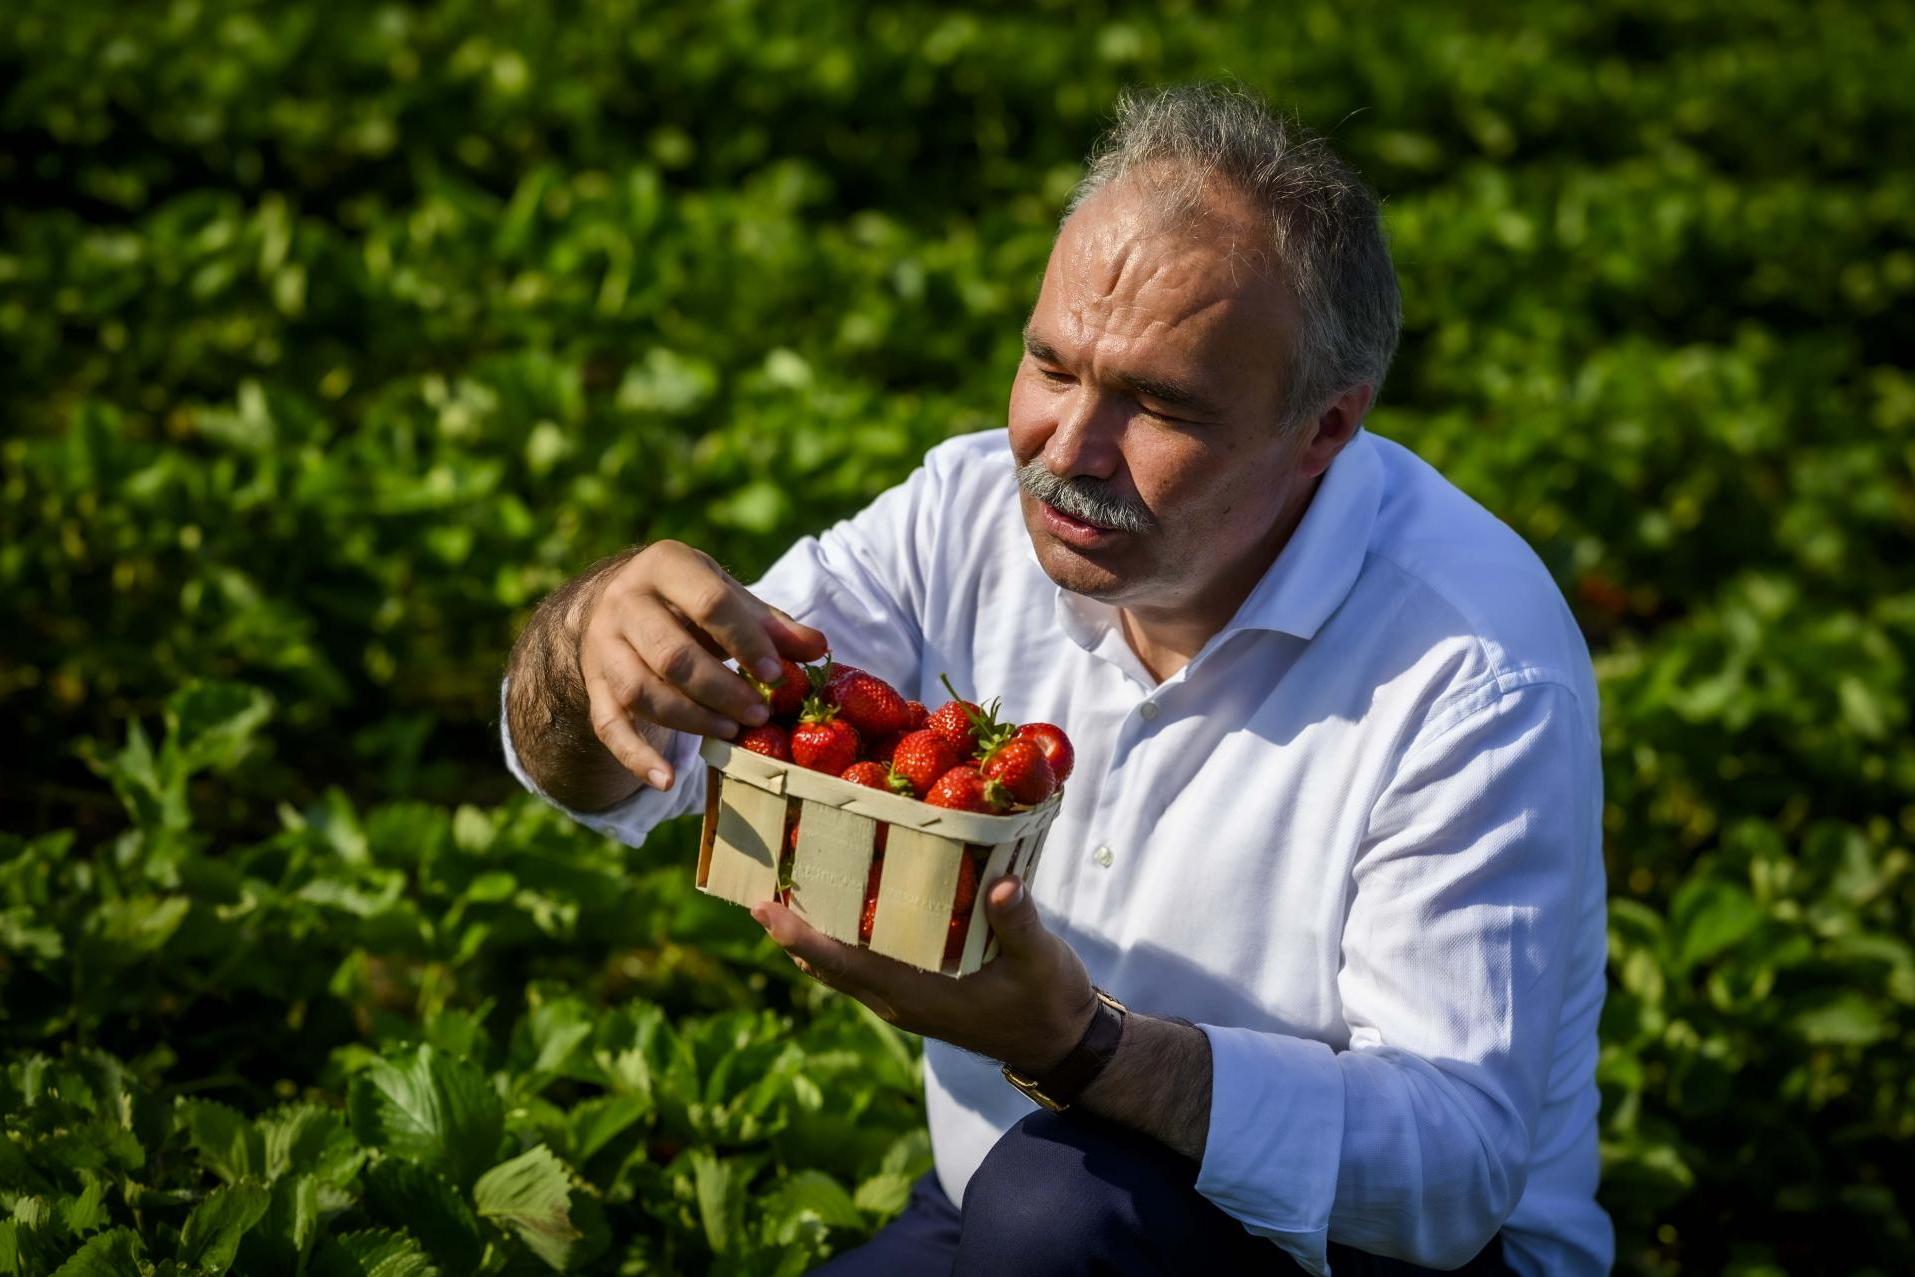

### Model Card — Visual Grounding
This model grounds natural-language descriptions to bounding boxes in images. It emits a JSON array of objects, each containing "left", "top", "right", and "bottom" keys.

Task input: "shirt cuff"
[
  {"left": 498, "top": 677, "right": 705, "bottom": 844},
  {"left": 1194, "top": 1025, "right": 1346, "bottom": 1277}
]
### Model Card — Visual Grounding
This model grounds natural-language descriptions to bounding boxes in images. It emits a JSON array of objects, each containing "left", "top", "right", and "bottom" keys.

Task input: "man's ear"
[{"left": 1296, "top": 382, "right": 1374, "bottom": 479}]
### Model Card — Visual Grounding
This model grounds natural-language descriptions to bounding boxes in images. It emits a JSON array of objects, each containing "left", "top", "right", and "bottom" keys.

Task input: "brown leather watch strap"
[{"left": 1002, "top": 988, "right": 1127, "bottom": 1110}]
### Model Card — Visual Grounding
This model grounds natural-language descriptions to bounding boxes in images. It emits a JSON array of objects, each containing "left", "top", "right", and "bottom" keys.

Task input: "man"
[{"left": 503, "top": 84, "right": 1611, "bottom": 1275}]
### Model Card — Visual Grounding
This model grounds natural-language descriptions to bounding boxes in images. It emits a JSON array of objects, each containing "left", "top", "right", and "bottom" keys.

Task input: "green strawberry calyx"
[{"left": 938, "top": 671, "right": 1016, "bottom": 759}]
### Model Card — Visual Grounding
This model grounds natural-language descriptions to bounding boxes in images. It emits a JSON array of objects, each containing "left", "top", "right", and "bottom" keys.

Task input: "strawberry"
[
  {"left": 943, "top": 846, "right": 984, "bottom": 965},
  {"left": 980, "top": 737, "right": 1056, "bottom": 806},
  {"left": 840, "top": 760, "right": 892, "bottom": 789},
  {"left": 859, "top": 830, "right": 888, "bottom": 945},
  {"left": 888, "top": 729, "right": 959, "bottom": 799},
  {"left": 826, "top": 662, "right": 913, "bottom": 738},
  {"left": 792, "top": 688, "right": 861, "bottom": 774},
  {"left": 924, "top": 765, "right": 1002, "bottom": 813},
  {"left": 934, "top": 672, "right": 1016, "bottom": 759},
  {"left": 737, "top": 723, "right": 791, "bottom": 761},
  {"left": 793, "top": 717, "right": 860, "bottom": 774},
  {"left": 865, "top": 731, "right": 903, "bottom": 766},
  {"left": 903, "top": 700, "right": 930, "bottom": 731},
  {"left": 951, "top": 845, "right": 982, "bottom": 917},
  {"left": 749, "top": 658, "right": 811, "bottom": 719},
  {"left": 777, "top": 800, "right": 802, "bottom": 900},
  {"left": 927, "top": 699, "right": 980, "bottom": 753},
  {"left": 1015, "top": 722, "right": 1074, "bottom": 784}
]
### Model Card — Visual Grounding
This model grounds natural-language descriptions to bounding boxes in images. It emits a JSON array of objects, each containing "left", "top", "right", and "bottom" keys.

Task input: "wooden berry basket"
[{"left": 695, "top": 736, "right": 1064, "bottom": 976}]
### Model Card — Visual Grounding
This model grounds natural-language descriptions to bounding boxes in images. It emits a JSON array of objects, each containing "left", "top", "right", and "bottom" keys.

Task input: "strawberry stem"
[{"left": 938, "top": 671, "right": 1016, "bottom": 755}]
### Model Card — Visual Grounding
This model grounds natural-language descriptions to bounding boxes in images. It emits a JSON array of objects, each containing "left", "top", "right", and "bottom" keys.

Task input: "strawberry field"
[{"left": 3, "top": 0, "right": 1913, "bottom": 1272}]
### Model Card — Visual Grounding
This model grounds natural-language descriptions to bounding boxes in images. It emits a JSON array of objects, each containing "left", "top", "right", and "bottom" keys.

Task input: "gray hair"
[{"left": 1064, "top": 83, "right": 1402, "bottom": 434}]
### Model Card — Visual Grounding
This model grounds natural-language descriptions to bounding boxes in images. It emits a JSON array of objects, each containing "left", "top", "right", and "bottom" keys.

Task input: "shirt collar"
[
  {"left": 1048, "top": 427, "right": 1384, "bottom": 654},
  {"left": 1217, "top": 426, "right": 1383, "bottom": 642}
]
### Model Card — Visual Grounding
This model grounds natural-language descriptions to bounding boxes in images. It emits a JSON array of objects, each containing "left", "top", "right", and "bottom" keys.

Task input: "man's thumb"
[{"left": 984, "top": 875, "right": 1039, "bottom": 953}]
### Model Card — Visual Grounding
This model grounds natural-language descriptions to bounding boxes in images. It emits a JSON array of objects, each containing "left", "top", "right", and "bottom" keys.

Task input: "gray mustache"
[{"left": 1015, "top": 459, "right": 1157, "bottom": 534}]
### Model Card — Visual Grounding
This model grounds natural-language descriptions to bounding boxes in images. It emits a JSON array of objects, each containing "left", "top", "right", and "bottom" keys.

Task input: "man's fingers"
[
  {"left": 584, "top": 671, "right": 675, "bottom": 790},
  {"left": 753, "top": 900, "right": 954, "bottom": 1028},
  {"left": 623, "top": 598, "right": 769, "bottom": 726},
  {"left": 766, "top": 607, "right": 830, "bottom": 661},
  {"left": 659, "top": 561, "right": 789, "bottom": 684}
]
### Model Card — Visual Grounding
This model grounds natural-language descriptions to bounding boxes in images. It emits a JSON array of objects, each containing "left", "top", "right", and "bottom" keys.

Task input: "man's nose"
[{"left": 1042, "top": 387, "right": 1127, "bottom": 482}]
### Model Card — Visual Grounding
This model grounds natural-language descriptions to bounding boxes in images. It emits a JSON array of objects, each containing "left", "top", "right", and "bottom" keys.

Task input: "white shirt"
[{"left": 502, "top": 427, "right": 1613, "bottom": 1276}]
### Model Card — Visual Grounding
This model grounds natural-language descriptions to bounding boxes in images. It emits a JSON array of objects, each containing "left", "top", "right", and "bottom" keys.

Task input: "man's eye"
[{"left": 1038, "top": 368, "right": 1074, "bottom": 384}]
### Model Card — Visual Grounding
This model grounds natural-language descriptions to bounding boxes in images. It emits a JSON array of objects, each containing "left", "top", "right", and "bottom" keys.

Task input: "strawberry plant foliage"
[{"left": 3, "top": 0, "right": 1914, "bottom": 1272}]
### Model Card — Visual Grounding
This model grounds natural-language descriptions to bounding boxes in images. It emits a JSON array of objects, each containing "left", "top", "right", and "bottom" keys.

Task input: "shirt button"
[
  {"left": 1093, "top": 845, "right": 1115, "bottom": 867},
  {"left": 1138, "top": 701, "right": 1161, "bottom": 722}
]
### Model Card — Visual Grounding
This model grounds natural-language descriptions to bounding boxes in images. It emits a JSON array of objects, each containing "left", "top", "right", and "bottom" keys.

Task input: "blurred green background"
[{"left": 3, "top": 0, "right": 1913, "bottom": 1273}]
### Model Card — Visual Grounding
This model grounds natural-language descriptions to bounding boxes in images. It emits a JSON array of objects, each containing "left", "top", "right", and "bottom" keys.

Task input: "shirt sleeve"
[
  {"left": 499, "top": 448, "right": 949, "bottom": 845},
  {"left": 1194, "top": 677, "right": 1596, "bottom": 1273}
]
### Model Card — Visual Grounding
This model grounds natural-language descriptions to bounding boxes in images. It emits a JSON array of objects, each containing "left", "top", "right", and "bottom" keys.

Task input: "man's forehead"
[{"left": 1040, "top": 183, "right": 1282, "bottom": 342}]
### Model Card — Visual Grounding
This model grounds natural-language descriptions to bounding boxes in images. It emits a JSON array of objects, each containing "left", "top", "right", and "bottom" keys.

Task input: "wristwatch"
[{"left": 1001, "top": 987, "right": 1128, "bottom": 1111}]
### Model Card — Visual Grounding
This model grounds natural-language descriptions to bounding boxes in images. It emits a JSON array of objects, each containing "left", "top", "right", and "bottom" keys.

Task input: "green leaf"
[
  {"left": 238, "top": 1173, "right": 322, "bottom": 1275},
  {"left": 1792, "top": 992, "right": 1890, "bottom": 1046},
  {"left": 0, "top": 1134, "right": 54, "bottom": 1195},
  {"left": 762, "top": 1170, "right": 862, "bottom": 1243},
  {"left": 689, "top": 1148, "right": 746, "bottom": 1257},
  {"left": 166, "top": 682, "right": 274, "bottom": 776},
  {"left": 56, "top": 1181, "right": 107, "bottom": 1237},
  {"left": 347, "top": 1047, "right": 503, "bottom": 1191},
  {"left": 1670, "top": 879, "right": 1761, "bottom": 970},
  {"left": 564, "top": 1094, "right": 650, "bottom": 1166},
  {"left": 178, "top": 1099, "right": 266, "bottom": 1185},
  {"left": 473, "top": 1145, "right": 586, "bottom": 1271},
  {"left": 178, "top": 1181, "right": 271, "bottom": 1274},
  {"left": 364, "top": 1160, "right": 485, "bottom": 1275},
  {"left": 47, "top": 1228, "right": 145, "bottom": 1277},
  {"left": 308, "top": 1229, "right": 439, "bottom": 1277},
  {"left": 81, "top": 896, "right": 191, "bottom": 964},
  {"left": 259, "top": 1103, "right": 359, "bottom": 1185},
  {"left": 851, "top": 1170, "right": 914, "bottom": 1217}
]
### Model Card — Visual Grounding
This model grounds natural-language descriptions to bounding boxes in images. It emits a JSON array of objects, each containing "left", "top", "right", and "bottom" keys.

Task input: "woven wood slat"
[
  {"left": 788, "top": 800, "right": 878, "bottom": 942},
  {"left": 867, "top": 824, "right": 964, "bottom": 970},
  {"left": 959, "top": 838, "right": 1021, "bottom": 972},
  {"left": 705, "top": 776, "right": 785, "bottom": 907}
]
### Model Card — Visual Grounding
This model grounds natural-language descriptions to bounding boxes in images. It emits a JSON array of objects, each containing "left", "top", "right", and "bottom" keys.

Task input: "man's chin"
[{"left": 1028, "top": 531, "right": 1135, "bottom": 602}]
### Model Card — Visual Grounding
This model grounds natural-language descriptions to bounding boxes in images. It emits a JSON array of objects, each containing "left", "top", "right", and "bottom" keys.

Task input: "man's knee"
[{"left": 957, "top": 1110, "right": 1194, "bottom": 1274}]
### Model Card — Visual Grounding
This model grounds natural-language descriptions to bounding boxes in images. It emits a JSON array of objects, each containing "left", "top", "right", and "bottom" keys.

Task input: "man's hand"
[
  {"left": 576, "top": 541, "right": 825, "bottom": 788},
  {"left": 752, "top": 875, "right": 1098, "bottom": 1077},
  {"left": 504, "top": 540, "right": 826, "bottom": 810}
]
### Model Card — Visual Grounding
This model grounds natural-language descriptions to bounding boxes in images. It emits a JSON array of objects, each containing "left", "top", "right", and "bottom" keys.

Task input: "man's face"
[{"left": 1008, "top": 179, "right": 1313, "bottom": 615}]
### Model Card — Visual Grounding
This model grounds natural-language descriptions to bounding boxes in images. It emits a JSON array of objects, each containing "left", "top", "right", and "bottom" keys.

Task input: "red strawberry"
[
  {"left": 865, "top": 732, "right": 903, "bottom": 766},
  {"left": 933, "top": 672, "right": 1016, "bottom": 759},
  {"left": 927, "top": 699, "right": 983, "bottom": 753},
  {"left": 981, "top": 737, "right": 1056, "bottom": 806},
  {"left": 903, "top": 700, "right": 930, "bottom": 731},
  {"left": 943, "top": 846, "right": 984, "bottom": 965},
  {"left": 924, "top": 765, "right": 1001, "bottom": 813},
  {"left": 749, "top": 658, "right": 811, "bottom": 719},
  {"left": 1015, "top": 722, "right": 1074, "bottom": 784},
  {"left": 827, "top": 664, "right": 912, "bottom": 738},
  {"left": 793, "top": 718, "right": 860, "bottom": 774},
  {"left": 859, "top": 831, "right": 888, "bottom": 945},
  {"left": 792, "top": 684, "right": 862, "bottom": 774},
  {"left": 840, "top": 761, "right": 892, "bottom": 789},
  {"left": 951, "top": 845, "right": 982, "bottom": 917},
  {"left": 889, "top": 729, "right": 959, "bottom": 799},
  {"left": 737, "top": 723, "right": 791, "bottom": 761}
]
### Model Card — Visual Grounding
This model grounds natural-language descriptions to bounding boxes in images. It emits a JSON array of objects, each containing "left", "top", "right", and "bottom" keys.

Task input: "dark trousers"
[{"left": 812, "top": 1110, "right": 1512, "bottom": 1275}]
